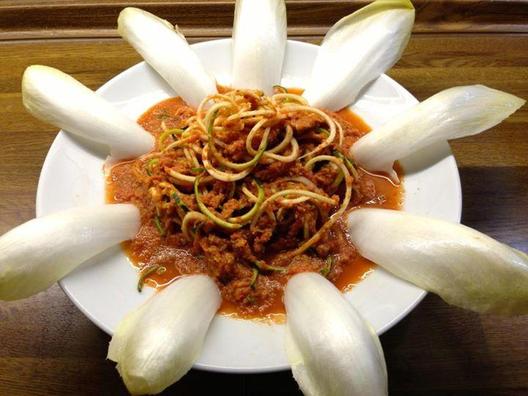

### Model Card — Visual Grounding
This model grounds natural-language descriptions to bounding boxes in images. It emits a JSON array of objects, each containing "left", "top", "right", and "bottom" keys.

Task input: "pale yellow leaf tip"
[{"left": 108, "top": 275, "right": 220, "bottom": 394}]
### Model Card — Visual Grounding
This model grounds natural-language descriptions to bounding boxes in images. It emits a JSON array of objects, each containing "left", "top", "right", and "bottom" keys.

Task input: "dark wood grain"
[
  {"left": 1, "top": 0, "right": 528, "bottom": 40},
  {"left": 0, "top": 1, "right": 527, "bottom": 395}
]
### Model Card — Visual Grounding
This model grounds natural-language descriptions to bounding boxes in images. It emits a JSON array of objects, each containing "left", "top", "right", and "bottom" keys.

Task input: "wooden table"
[{"left": 1, "top": 1, "right": 527, "bottom": 395}]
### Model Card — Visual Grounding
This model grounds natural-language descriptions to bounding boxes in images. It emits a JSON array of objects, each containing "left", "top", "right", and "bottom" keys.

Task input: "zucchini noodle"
[
  {"left": 336, "top": 119, "right": 344, "bottom": 148},
  {"left": 228, "top": 180, "right": 265, "bottom": 224},
  {"left": 281, "top": 105, "right": 337, "bottom": 159},
  {"left": 166, "top": 168, "right": 197, "bottom": 184},
  {"left": 241, "top": 186, "right": 258, "bottom": 202},
  {"left": 251, "top": 189, "right": 337, "bottom": 230},
  {"left": 305, "top": 154, "right": 345, "bottom": 188},
  {"left": 181, "top": 211, "right": 210, "bottom": 240},
  {"left": 271, "top": 93, "right": 308, "bottom": 105},
  {"left": 119, "top": 87, "right": 383, "bottom": 287},
  {"left": 266, "top": 125, "right": 293, "bottom": 154},
  {"left": 289, "top": 157, "right": 352, "bottom": 257},
  {"left": 202, "top": 145, "right": 252, "bottom": 182}
]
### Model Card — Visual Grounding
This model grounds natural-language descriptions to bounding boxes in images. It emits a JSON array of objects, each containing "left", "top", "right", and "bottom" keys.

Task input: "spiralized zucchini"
[{"left": 131, "top": 88, "right": 366, "bottom": 274}]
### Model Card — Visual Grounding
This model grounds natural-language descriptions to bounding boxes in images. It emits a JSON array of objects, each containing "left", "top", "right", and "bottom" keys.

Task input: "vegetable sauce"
[{"left": 106, "top": 92, "right": 403, "bottom": 321}]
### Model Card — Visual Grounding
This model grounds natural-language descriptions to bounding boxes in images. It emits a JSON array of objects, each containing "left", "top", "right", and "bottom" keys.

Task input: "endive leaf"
[
  {"left": 347, "top": 208, "right": 528, "bottom": 315},
  {"left": 22, "top": 65, "right": 154, "bottom": 162},
  {"left": 303, "top": 0, "right": 414, "bottom": 111},
  {"left": 108, "top": 274, "right": 221, "bottom": 395},
  {"left": 284, "top": 272, "right": 387, "bottom": 396},
  {"left": 232, "top": 0, "right": 287, "bottom": 95},
  {"left": 0, "top": 204, "right": 140, "bottom": 301},
  {"left": 352, "top": 85, "right": 525, "bottom": 181},
  {"left": 118, "top": 7, "right": 217, "bottom": 107}
]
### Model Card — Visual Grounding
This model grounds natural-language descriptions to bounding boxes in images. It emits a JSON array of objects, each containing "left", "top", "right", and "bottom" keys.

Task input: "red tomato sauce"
[{"left": 106, "top": 91, "right": 403, "bottom": 321}]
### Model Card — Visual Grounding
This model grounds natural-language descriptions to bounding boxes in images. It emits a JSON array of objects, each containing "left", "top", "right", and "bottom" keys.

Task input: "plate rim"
[{"left": 36, "top": 38, "right": 463, "bottom": 373}]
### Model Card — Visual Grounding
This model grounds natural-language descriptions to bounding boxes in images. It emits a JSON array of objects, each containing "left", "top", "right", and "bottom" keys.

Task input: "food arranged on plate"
[
  {"left": 0, "top": 0, "right": 526, "bottom": 394},
  {"left": 107, "top": 86, "right": 404, "bottom": 318}
]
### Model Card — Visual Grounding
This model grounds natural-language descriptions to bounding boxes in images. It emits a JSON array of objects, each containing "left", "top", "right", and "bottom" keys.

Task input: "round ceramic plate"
[{"left": 36, "top": 39, "right": 462, "bottom": 373}]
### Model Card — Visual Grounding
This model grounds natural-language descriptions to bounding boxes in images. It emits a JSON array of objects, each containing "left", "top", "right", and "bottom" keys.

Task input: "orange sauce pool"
[
  {"left": 107, "top": 92, "right": 404, "bottom": 321},
  {"left": 334, "top": 109, "right": 403, "bottom": 292}
]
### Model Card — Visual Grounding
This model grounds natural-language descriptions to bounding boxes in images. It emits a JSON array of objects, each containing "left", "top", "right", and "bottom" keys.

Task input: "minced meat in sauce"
[{"left": 106, "top": 91, "right": 403, "bottom": 320}]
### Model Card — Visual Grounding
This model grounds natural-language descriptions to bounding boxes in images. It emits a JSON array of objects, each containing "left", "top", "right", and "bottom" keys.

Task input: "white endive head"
[
  {"left": 118, "top": 7, "right": 217, "bottom": 107},
  {"left": 22, "top": 65, "right": 154, "bottom": 162},
  {"left": 0, "top": 204, "right": 140, "bottom": 301},
  {"left": 352, "top": 85, "right": 525, "bottom": 181},
  {"left": 347, "top": 208, "right": 528, "bottom": 315},
  {"left": 108, "top": 274, "right": 220, "bottom": 395},
  {"left": 232, "top": 0, "right": 287, "bottom": 95},
  {"left": 303, "top": 0, "right": 414, "bottom": 111},
  {"left": 284, "top": 272, "right": 387, "bottom": 396}
]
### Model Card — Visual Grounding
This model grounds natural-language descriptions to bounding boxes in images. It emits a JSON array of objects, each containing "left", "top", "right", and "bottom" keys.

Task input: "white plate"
[{"left": 36, "top": 39, "right": 462, "bottom": 373}]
